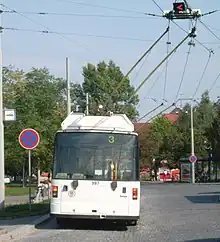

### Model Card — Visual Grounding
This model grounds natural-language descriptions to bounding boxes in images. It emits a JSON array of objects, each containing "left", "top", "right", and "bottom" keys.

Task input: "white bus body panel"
[
  {"left": 61, "top": 112, "right": 134, "bottom": 133},
  {"left": 50, "top": 180, "right": 140, "bottom": 219}
]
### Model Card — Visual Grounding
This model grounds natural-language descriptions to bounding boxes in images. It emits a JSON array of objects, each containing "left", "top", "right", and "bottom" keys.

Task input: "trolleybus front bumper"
[{"left": 51, "top": 213, "right": 139, "bottom": 221}]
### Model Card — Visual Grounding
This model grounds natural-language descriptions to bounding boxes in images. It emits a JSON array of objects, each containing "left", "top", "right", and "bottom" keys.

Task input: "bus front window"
[{"left": 53, "top": 132, "right": 139, "bottom": 181}]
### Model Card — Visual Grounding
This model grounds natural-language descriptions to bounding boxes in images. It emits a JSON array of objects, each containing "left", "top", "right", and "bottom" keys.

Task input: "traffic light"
[{"left": 173, "top": 2, "right": 186, "bottom": 13}]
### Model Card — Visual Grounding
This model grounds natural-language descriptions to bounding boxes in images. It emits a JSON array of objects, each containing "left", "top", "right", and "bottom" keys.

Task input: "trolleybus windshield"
[{"left": 53, "top": 132, "right": 139, "bottom": 181}]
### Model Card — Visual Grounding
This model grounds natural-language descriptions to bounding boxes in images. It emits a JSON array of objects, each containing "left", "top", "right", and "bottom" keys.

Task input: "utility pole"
[
  {"left": 190, "top": 103, "right": 195, "bottom": 183},
  {"left": 177, "top": 98, "right": 197, "bottom": 183},
  {"left": 86, "top": 93, "right": 89, "bottom": 115},
  {"left": 0, "top": 7, "right": 4, "bottom": 210},
  {"left": 66, "top": 57, "right": 71, "bottom": 115}
]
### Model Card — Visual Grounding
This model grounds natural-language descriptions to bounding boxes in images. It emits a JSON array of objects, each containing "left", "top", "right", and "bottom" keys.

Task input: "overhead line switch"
[{"left": 163, "top": 2, "right": 202, "bottom": 20}]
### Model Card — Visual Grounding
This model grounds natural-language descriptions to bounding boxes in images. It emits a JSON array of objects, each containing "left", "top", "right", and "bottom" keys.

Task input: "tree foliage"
[
  {"left": 82, "top": 60, "right": 139, "bottom": 120},
  {"left": 139, "top": 91, "right": 219, "bottom": 170}
]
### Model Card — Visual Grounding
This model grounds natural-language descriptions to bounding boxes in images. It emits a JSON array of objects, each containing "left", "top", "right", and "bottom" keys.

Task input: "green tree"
[
  {"left": 81, "top": 60, "right": 139, "bottom": 120},
  {"left": 3, "top": 67, "right": 67, "bottom": 177},
  {"left": 176, "top": 91, "right": 216, "bottom": 158},
  {"left": 150, "top": 116, "right": 183, "bottom": 168},
  {"left": 137, "top": 124, "right": 156, "bottom": 168}
]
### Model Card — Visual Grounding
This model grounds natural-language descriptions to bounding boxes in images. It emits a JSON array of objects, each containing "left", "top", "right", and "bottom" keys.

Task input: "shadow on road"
[
  {"left": 185, "top": 195, "right": 220, "bottom": 204},
  {"left": 35, "top": 218, "right": 128, "bottom": 231},
  {"left": 185, "top": 238, "right": 220, "bottom": 241}
]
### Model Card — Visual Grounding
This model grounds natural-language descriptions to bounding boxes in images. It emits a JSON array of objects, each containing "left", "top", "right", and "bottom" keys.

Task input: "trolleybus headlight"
[
  {"left": 132, "top": 188, "right": 138, "bottom": 200},
  {"left": 52, "top": 185, "right": 58, "bottom": 198}
]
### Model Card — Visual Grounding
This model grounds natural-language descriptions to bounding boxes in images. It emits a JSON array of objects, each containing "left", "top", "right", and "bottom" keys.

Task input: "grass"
[
  {"left": 5, "top": 184, "right": 36, "bottom": 196},
  {"left": 0, "top": 200, "right": 50, "bottom": 220}
]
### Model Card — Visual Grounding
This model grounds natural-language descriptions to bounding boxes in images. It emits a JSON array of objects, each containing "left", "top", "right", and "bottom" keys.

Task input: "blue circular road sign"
[
  {"left": 189, "top": 154, "right": 197, "bottom": 163},
  {"left": 19, "top": 128, "right": 40, "bottom": 150}
]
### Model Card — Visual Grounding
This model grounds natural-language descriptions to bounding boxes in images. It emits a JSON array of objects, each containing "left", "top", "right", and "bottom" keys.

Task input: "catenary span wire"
[
  {"left": 208, "top": 71, "right": 220, "bottom": 93},
  {"left": 175, "top": 44, "right": 193, "bottom": 101},
  {"left": 56, "top": 0, "right": 145, "bottom": 15},
  {"left": 56, "top": 0, "right": 164, "bottom": 18},
  {"left": 2, "top": 10, "right": 159, "bottom": 20},
  {"left": 3, "top": 26, "right": 218, "bottom": 48},
  {"left": 151, "top": 0, "right": 163, "bottom": 13},
  {"left": 192, "top": 51, "right": 213, "bottom": 99},
  {"left": 171, "top": 20, "right": 211, "bottom": 53},
  {"left": 0, "top": 4, "right": 98, "bottom": 54},
  {"left": 1, "top": 27, "right": 164, "bottom": 43},
  {"left": 199, "top": 20, "right": 220, "bottom": 42}
]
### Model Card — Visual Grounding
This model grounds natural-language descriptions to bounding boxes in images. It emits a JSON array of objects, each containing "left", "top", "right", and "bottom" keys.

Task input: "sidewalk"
[{"left": 0, "top": 214, "right": 50, "bottom": 241}]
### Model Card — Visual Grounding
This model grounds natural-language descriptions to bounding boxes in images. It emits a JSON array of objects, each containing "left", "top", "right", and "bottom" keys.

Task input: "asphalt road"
[{"left": 16, "top": 183, "right": 220, "bottom": 242}]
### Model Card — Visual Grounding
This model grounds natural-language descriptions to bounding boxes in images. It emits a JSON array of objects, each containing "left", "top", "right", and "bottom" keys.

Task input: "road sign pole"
[
  {"left": 18, "top": 128, "right": 40, "bottom": 211},
  {"left": 28, "top": 149, "right": 32, "bottom": 211}
]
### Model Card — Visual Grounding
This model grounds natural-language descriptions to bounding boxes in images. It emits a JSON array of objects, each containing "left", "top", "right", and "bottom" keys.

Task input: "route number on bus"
[{"left": 108, "top": 135, "right": 115, "bottom": 144}]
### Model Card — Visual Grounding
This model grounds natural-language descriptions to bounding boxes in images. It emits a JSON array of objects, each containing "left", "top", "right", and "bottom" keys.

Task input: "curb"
[{"left": 0, "top": 214, "right": 51, "bottom": 241}]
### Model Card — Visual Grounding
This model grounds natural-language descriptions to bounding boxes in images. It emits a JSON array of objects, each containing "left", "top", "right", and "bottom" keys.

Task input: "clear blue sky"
[{"left": 2, "top": 0, "right": 220, "bottom": 119}]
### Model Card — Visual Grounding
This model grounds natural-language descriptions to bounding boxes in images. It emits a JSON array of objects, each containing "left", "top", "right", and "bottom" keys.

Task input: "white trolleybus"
[{"left": 50, "top": 112, "right": 140, "bottom": 226}]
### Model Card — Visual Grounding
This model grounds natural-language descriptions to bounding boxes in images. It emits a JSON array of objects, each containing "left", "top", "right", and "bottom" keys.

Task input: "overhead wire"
[
  {"left": 1, "top": 9, "right": 157, "bottom": 20},
  {"left": 135, "top": 54, "right": 175, "bottom": 111},
  {"left": 146, "top": 52, "right": 176, "bottom": 96},
  {"left": 137, "top": 102, "right": 164, "bottom": 122},
  {"left": 208, "top": 71, "right": 220, "bottom": 93},
  {"left": 171, "top": 20, "right": 211, "bottom": 53},
  {"left": 132, "top": 53, "right": 150, "bottom": 83},
  {"left": 199, "top": 20, "right": 220, "bottom": 42},
  {"left": 174, "top": 19, "right": 197, "bottom": 101},
  {"left": 175, "top": 44, "right": 192, "bottom": 101},
  {"left": 103, "top": 27, "right": 170, "bottom": 111},
  {"left": 1, "top": 26, "right": 162, "bottom": 43},
  {"left": 4, "top": 26, "right": 216, "bottom": 46},
  {"left": 136, "top": 103, "right": 175, "bottom": 132},
  {"left": 120, "top": 27, "right": 195, "bottom": 123},
  {"left": 0, "top": 4, "right": 98, "bottom": 54},
  {"left": 56, "top": 0, "right": 145, "bottom": 15},
  {"left": 128, "top": 28, "right": 195, "bottom": 104},
  {"left": 192, "top": 51, "right": 213, "bottom": 99},
  {"left": 151, "top": 0, "right": 164, "bottom": 13},
  {"left": 174, "top": 16, "right": 197, "bottom": 102},
  {"left": 135, "top": 3, "right": 217, "bottom": 130}
]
